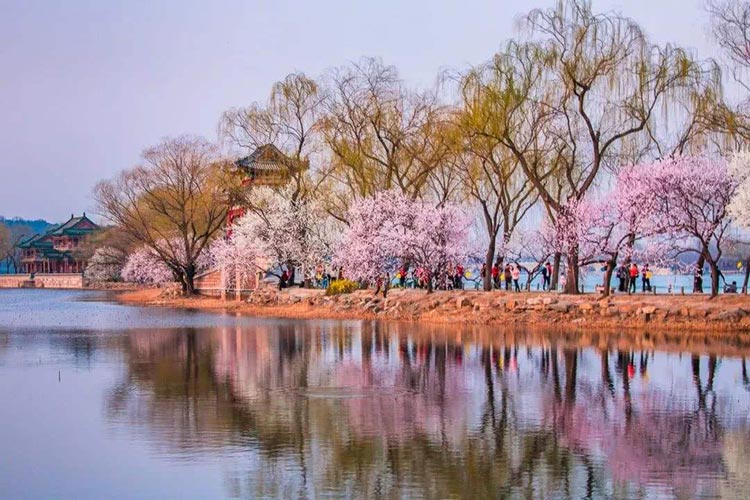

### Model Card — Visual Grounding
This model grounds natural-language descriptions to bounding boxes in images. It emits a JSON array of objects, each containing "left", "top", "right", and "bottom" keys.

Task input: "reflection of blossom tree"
[{"left": 103, "top": 325, "right": 750, "bottom": 499}]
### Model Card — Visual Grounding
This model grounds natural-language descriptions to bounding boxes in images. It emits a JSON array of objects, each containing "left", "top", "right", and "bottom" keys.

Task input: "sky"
[{"left": 0, "top": 0, "right": 717, "bottom": 222}]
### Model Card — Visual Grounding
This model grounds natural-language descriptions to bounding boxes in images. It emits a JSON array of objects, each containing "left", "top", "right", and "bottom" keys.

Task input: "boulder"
[
  {"left": 457, "top": 297, "right": 472, "bottom": 308},
  {"left": 549, "top": 303, "right": 570, "bottom": 313}
]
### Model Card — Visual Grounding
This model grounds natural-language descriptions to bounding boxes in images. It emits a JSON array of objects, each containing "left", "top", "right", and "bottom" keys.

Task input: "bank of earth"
[{"left": 117, "top": 287, "right": 750, "bottom": 336}]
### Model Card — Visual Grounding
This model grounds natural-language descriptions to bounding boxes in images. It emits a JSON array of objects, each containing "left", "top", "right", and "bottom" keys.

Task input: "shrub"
[{"left": 326, "top": 279, "right": 360, "bottom": 296}]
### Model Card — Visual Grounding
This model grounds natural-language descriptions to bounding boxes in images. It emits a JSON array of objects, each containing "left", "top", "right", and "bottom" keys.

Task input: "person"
[
  {"left": 504, "top": 264, "right": 512, "bottom": 291},
  {"left": 399, "top": 266, "right": 407, "bottom": 288},
  {"left": 725, "top": 280, "right": 738, "bottom": 293},
  {"left": 642, "top": 264, "right": 652, "bottom": 292},
  {"left": 491, "top": 264, "right": 500, "bottom": 289},
  {"left": 628, "top": 263, "right": 639, "bottom": 294},
  {"left": 279, "top": 269, "right": 289, "bottom": 289},
  {"left": 541, "top": 262, "right": 550, "bottom": 290},
  {"left": 511, "top": 265, "right": 521, "bottom": 292},
  {"left": 455, "top": 263, "right": 464, "bottom": 290},
  {"left": 616, "top": 264, "right": 628, "bottom": 292}
]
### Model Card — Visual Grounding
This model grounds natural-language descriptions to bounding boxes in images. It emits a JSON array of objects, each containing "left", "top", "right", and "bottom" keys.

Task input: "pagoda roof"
[
  {"left": 236, "top": 144, "right": 308, "bottom": 173},
  {"left": 49, "top": 213, "right": 98, "bottom": 236},
  {"left": 17, "top": 213, "right": 98, "bottom": 249},
  {"left": 18, "top": 233, "right": 51, "bottom": 249}
]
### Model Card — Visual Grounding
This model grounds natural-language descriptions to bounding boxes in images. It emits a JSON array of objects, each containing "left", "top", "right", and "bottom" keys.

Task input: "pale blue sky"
[{"left": 0, "top": 0, "right": 713, "bottom": 221}]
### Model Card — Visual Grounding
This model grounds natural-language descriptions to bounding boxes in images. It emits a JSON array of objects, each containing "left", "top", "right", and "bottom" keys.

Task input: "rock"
[
  {"left": 542, "top": 297, "right": 557, "bottom": 305},
  {"left": 709, "top": 309, "right": 743, "bottom": 322},
  {"left": 457, "top": 297, "right": 472, "bottom": 308},
  {"left": 579, "top": 303, "right": 594, "bottom": 311},
  {"left": 526, "top": 298, "right": 542, "bottom": 306},
  {"left": 637, "top": 306, "right": 657, "bottom": 315},
  {"left": 549, "top": 303, "right": 570, "bottom": 313},
  {"left": 504, "top": 300, "right": 517, "bottom": 311}
]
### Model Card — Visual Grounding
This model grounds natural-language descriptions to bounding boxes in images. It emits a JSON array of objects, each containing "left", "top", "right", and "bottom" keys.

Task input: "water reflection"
[{"left": 101, "top": 322, "right": 750, "bottom": 499}]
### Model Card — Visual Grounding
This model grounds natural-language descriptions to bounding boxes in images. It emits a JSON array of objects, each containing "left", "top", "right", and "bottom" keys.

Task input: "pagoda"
[
  {"left": 18, "top": 213, "right": 99, "bottom": 274},
  {"left": 227, "top": 144, "right": 308, "bottom": 225}
]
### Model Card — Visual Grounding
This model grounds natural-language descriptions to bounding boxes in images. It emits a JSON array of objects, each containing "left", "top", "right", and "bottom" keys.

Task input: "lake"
[{"left": 1, "top": 289, "right": 749, "bottom": 499}]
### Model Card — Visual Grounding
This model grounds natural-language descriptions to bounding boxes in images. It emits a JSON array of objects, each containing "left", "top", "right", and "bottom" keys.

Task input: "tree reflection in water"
[{"left": 105, "top": 322, "right": 750, "bottom": 499}]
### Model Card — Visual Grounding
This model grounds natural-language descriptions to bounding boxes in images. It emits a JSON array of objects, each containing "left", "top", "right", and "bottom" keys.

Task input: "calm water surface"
[{"left": 1, "top": 289, "right": 750, "bottom": 499}]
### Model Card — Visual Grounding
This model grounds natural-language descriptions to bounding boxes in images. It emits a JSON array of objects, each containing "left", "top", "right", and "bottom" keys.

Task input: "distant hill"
[{"left": 0, "top": 216, "right": 55, "bottom": 236}]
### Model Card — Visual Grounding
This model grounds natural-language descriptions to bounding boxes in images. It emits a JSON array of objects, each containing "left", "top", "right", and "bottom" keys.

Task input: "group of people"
[
  {"left": 615, "top": 262, "right": 653, "bottom": 294},
  {"left": 479, "top": 261, "right": 554, "bottom": 292}
]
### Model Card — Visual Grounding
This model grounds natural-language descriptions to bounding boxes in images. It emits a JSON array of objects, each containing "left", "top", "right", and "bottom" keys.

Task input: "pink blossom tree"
[
  {"left": 621, "top": 155, "right": 738, "bottom": 297},
  {"left": 335, "top": 191, "right": 470, "bottom": 293},
  {"left": 121, "top": 246, "right": 175, "bottom": 284}
]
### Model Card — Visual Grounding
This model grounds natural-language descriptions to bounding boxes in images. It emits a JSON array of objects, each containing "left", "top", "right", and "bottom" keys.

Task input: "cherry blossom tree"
[
  {"left": 729, "top": 150, "right": 750, "bottom": 224},
  {"left": 335, "top": 191, "right": 470, "bottom": 293},
  {"left": 228, "top": 186, "right": 339, "bottom": 284},
  {"left": 622, "top": 155, "right": 738, "bottom": 297},
  {"left": 206, "top": 234, "right": 260, "bottom": 290},
  {"left": 121, "top": 246, "right": 174, "bottom": 284},
  {"left": 84, "top": 246, "right": 126, "bottom": 282}
]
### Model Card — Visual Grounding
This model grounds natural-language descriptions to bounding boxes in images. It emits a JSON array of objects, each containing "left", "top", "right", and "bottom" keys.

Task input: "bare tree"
[
  {"left": 95, "top": 136, "right": 235, "bottom": 294},
  {"left": 321, "top": 58, "right": 446, "bottom": 218},
  {"left": 219, "top": 72, "right": 327, "bottom": 202}
]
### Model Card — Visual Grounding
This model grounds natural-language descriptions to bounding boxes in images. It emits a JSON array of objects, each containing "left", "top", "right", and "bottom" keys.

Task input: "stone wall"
[{"left": 0, "top": 274, "right": 84, "bottom": 289}]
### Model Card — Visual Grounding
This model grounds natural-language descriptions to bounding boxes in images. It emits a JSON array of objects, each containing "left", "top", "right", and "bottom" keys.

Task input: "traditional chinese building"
[
  {"left": 18, "top": 213, "right": 99, "bottom": 274},
  {"left": 226, "top": 144, "right": 308, "bottom": 225}
]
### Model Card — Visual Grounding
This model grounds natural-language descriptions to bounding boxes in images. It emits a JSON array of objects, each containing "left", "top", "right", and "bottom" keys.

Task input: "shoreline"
[{"left": 114, "top": 286, "right": 750, "bottom": 336}]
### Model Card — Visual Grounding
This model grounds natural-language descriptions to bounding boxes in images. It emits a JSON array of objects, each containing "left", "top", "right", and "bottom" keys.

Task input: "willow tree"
[
  {"left": 454, "top": 108, "right": 539, "bottom": 291},
  {"left": 95, "top": 136, "right": 235, "bottom": 294},
  {"left": 321, "top": 58, "right": 446, "bottom": 217},
  {"left": 219, "top": 72, "right": 326, "bottom": 202},
  {"left": 463, "top": 0, "right": 715, "bottom": 293}
]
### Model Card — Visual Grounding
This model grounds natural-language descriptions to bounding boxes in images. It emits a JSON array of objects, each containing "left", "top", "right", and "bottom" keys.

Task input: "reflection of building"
[{"left": 18, "top": 214, "right": 98, "bottom": 273}]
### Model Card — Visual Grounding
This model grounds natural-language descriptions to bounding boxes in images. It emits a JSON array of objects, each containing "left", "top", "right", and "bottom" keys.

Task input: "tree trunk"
[
  {"left": 743, "top": 258, "right": 750, "bottom": 294},
  {"left": 563, "top": 252, "right": 580, "bottom": 295},
  {"left": 426, "top": 273, "right": 433, "bottom": 294},
  {"left": 183, "top": 266, "right": 196, "bottom": 295},
  {"left": 550, "top": 252, "right": 561, "bottom": 291},
  {"left": 708, "top": 260, "right": 720, "bottom": 298},
  {"left": 693, "top": 255, "right": 705, "bottom": 294},
  {"left": 602, "top": 255, "right": 617, "bottom": 297},
  {"left": 484, "top": 235, "right": 496, "bottom": 292}
]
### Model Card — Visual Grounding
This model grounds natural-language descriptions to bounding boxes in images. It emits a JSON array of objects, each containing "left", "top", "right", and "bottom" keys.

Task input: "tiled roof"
[{"left": 236, "top": 144, "right": 307, "bottom": 173}]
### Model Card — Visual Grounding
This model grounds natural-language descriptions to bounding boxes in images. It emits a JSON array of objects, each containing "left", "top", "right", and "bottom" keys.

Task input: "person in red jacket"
[{"left": 628, "top": 263, "right": 639, "bottom": 294}]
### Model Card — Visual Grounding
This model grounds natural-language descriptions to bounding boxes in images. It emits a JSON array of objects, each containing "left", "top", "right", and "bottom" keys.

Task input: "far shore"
[{"left": 114, "top": 286, "right": 750, "bottom": 341}]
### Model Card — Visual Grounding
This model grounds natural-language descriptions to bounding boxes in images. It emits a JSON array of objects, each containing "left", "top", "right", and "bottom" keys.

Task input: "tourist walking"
[
  {"left": 511, "top": 265, "right": 521, "bottom": 292},
  {"left": 504, "top": 264, "right": 512, "bottom": 291},
  {"left": 617, "top": 264, "right": 628, "bottom": 292},
  {"left": 541, "top": 262, "right": 550, "bottom": 290},
  {"left": 642, "top": 264, "right": 652, "bottom": 292},
  {"left": 455, "top": 263, "right": 464, "bottom": 290},
  {"left": 629, "top": 263, "right": 639, "bottom": 294}
]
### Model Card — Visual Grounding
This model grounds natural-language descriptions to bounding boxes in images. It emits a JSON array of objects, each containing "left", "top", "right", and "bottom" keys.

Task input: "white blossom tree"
[{"left": 84, "top": 246, "right": 126, "bottom": 282}]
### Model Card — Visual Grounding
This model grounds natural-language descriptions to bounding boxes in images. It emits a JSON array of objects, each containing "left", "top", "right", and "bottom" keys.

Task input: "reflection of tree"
[{"left": 104, "top": 323, "right": 750, "bottom": 499}]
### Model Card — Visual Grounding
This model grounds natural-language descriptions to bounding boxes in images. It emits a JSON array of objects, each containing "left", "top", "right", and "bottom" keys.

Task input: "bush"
[{"left": 326, "top": 279, "right": 360, "bottom": 296}]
